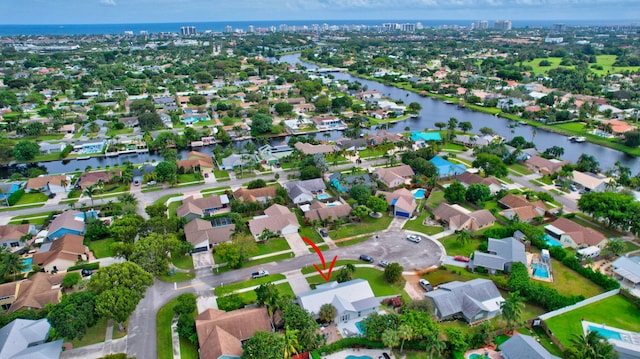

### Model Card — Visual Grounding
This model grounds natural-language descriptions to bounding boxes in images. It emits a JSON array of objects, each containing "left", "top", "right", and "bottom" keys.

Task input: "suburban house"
[
  {"left": 248, "top": 204, "right": 300, "bottom": 240},
  {"left": 26, "top": 175, "right": 71, "bottom": 194},
  {"left": 118, "top": 116, "right": 139, "bottom": 127},
  {"left": 284, "top": 178, "right": 327, "bottom": 204},
  {"left": 432, "top": 203, "right": 496, "bottom": 232},
  {"left": 294, "top": 142, "right": 336, "bottom": 155},
  {"left": 425, "top": 278, "right": 505, "bottom": 324},
  {"left": 31, "top": 234, "right": 88, "bottom": 273},
  {"left": 367, "top": 130, "right": 404, "bottom": 146},
  {"left": 524, "top": 156, "right": 567, "bottom": 175},
  {"left": 233, "top": 186, "right": 278, "bottom": 203},
  {"left": 195, "top": 307, "right": 272, "bottom": 359},
  {"left": 453, "top": 134, "right": 496, "bottom": 148},
  {"left": 296, "top": 279, "right": 380, "bottom": 323},
  {"left": 219, "top": 153, "right": 257, "bottom": 170},
  {"left": 571, "top": 171, "right": 612, "bottom": 192},
  {"left": 376, "top": 188, "right": 416, "bottom": 218},
  {"left": 184, "top": 218, "right": 234, "bottom": 252},
  {"left": 177, "top": 151, "right": 215, "bottom": 174},
  {"left": 258, "top": 144, "right": 293, "bottom": 165},
  {"left": 0, "top": 319, "right": 63, "bottom": 359},
  {"left": 544, "top": 217, "right": 608, "bottom": 249},
  {"left": 176, "top": 195, "right": 230, "bottom": 221},
  {"left": 78, "top": 170, "right": 121, "bottom": 189},
  {"left": 455, "top": 172, "right": 502, "bottom": 194},
  {"left": 335, "top": 138, "right": 368, "bottom": 152},
  {"left": 498, "top": 194, "right": 548, "bottom": 222},
  {"left": 472, "top": 237, "right": 527, "bottom": 275},
  {"left": 310, "top": 116, "right": 347, "bottom": 131},
  {"left": 0, "top": 272, "right": 65, "bottom": 313},
  {"left": 329, "top": 173, "right": 375, "bottom": 193},
  {"left": 430, "top": 156, "right": 466, "bottom": 178},
  {"left": 500, "top": 334, "right": 562, "bottom": 359},
  {"left": 47, "top": 210, "right": 93, "bottom": 240},
  {"left": 0, "top": 224, "right": 35, "bottom": 251},
  {"left": 611, "top": 256, "right": 640, "bottom": 289},
  {"left": 372, "top": 165, "right": 414, "bottom": 188},
  {"left": 303, "top": 200, "right": 352, "bottom": 222}
]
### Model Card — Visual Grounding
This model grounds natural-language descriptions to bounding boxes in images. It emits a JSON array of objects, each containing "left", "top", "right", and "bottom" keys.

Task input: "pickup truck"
[{"left": 251, "top": 270, "right": 269, "bottom": 279}]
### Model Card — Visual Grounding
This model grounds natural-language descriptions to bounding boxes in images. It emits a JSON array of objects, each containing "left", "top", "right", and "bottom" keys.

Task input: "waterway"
[{"left": 3, "top": 53, "right": 639, "bottom": 177}]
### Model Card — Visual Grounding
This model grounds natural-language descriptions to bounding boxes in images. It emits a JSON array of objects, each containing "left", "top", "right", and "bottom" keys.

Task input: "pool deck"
[
  {"left": 464, "top": 347, "right": 501, "bottom": 359},
  {"left": 527, "top": 253, "right": 554, "bottom": 283},
  {"left": 320, "top": 348, "right": 395, "bottom": 359}
]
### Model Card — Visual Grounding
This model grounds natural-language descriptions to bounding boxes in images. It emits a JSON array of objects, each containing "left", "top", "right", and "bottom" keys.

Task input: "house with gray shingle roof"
[
  {"left": 0, "top": 318, "right": 63, "bottom": 359},
  {"left": 425, "top": 278, "right": 504, "bottom": 324},
  {"left": 284, "top": 179, "right": 327, "bottom": 204},
  {"left": 500, "top": 334, "right": 561, "bottom": 359},
  {"left": 471, "top": 237, "right": 527, "bottom": 275},
  {"left": 296, "top": 279, "right": 380, "bottom": 323},
  {"left": 611, "top": 256, "right": 640, "bottom": 289}
]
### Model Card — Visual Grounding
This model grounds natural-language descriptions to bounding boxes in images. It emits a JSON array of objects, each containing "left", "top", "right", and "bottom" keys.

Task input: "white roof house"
[
  {"left": 296, "top": 279, "right": 380, "bottom": 323},
  {"left": 611, "top": 256, "right": 640, "bottom": 289}
]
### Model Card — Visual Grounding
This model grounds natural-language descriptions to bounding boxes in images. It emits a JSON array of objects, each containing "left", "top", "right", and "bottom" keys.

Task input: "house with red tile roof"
[{"left": 544, "top": 217, "right": 608, "bottom": 249}]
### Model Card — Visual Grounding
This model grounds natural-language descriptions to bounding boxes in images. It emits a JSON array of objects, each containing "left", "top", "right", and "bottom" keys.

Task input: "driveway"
[
  {"left": 283, "top": 232, "right": 310, "bottom": 257},
  {"left": 192, "top": 251, "right": 214, "bottom": 269}
]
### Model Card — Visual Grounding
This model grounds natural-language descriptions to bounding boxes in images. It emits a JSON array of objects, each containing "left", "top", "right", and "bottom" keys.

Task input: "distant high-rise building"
[
  {"left": 224, "top": 25, "right": 233, "bottom": 33},
  {"left": 124, "top": 30, "right": 134, "bottom": 36},
  {"left": 401, "top": 23, "right": 416, "bottom": 32},
  {"left": 494, "top": 20, "right": 512, "bottom": 31},
  {"left": 248, "top": 25, "right": 255, "bottom": 33},
  {"left": 279, "top": 24, "right": 289, "bottom": 32},
  {"left": 322, "top": 23, "right": 329, "bottom": 31},
  {"left": 140, "top": 30, "right": 148, "bottom": 36},
  {"left": 416, "top": 22, "right": 424, "bottom": 30},
  {"left": 181, "top": 26, "right": 196, "bottom": 36},
  {"left": 552, "top": 23, "right": 566, "bottom": 32},
  {"left": 476, "top": 20, "right": 489, "bottom": 30}
]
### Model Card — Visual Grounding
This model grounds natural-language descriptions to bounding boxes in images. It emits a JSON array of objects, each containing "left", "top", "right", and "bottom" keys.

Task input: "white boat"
[{"left": 574, "top": 136, "right": 586, "bottom": 143}]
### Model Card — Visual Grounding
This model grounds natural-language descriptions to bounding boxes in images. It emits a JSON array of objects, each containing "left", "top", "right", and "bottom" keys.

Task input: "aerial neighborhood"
[{"left": 1, "top": 17, "right": 640, "bottom": 359}]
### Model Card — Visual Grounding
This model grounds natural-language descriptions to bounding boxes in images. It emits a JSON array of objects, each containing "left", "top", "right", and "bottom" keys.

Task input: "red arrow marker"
[{"left": 302, "top": 237, "right": 338, "bottom": 282}]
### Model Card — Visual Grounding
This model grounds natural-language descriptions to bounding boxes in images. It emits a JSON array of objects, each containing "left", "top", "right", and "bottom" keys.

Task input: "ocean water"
[{"left": 0, "top": 19, "right": 628, "bottom": 36}]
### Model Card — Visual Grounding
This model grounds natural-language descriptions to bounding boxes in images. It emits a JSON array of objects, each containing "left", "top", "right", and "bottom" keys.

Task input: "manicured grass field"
[
  {"left": 523, "top": 57, "right": 573, "bottom": 75},
  {"left": 69, "top": 318, "right": 110, "bottom": 348},
  {"left": 88, "top": 238, "right": 115, "bottom": 258},
  {"left": 172, "top": 254, "right": 195, "bottom": 270},
  {"left": 508, "top": 163, "right": 533, "bottom": 175},
  {"left": 157, "top": 297, "right": 197, "bottom": 359},
  {"left": 177, "top": 173, "right": 201, "bottom": 183},
  {"left": 154, "top": 193, "right": 183, "bottom": 206},
  {"left": 425, "top": 190, "right": 446, "bottom": 210},
  {"left": 542, "top": 259, "right": 605, "bottom": 298},
  {"left": 157, "top": 272, "right": 195, "bottom": 282},
  {"left": 591, "top": 55, "right": 640, "bottom": 75},
  {"left": 167, "top": 201, "right": 181, "bottom": 217},
  {"left": 438, "top": 234, "right": 484, "bottom": 257},
  {"left": 299, "top": 226, "right": 325, "bottom": 244},
  {"left": 256, "top": 238, "right": 291, "bottom": 256},
  {"left": 328, "top": 214, "right": 393, "bottom": 240},
  {"left": 307, "top": 267, "right": 405, "bottom": 298},
  {"left": 402, "top": 211, "right": 443, "bottom": 235},
  {"left": 214, "top": 274, "right": 286, "bottom": 296},
  {"left": 15, "top": 192, "right": 48, "bottom": 205},
  {"left": 544, "top": 295, "right": 640, "bottom": 347}
]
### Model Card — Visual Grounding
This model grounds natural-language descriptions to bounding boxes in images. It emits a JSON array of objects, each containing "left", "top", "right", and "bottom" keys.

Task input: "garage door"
[{"left": 395, "top": 211, "right": 410, "bottom": 218}]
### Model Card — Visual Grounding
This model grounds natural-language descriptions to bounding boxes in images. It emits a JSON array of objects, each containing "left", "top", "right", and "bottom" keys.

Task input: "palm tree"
[
  {"left": 118, "top": 193, "right": 139, "bottom": 206},
  {"left": 567, "top": 331, "right": 618, "bottom": 359},
  {"left": 500, "top": 290, "right": 525, "bottom": 333},
  {"left": 283, "top": 326, "right": 300, "bottom": 359},
  {"left": 60, "top": 178, "right": 69, "bottom": 192},
  {"left": 424, "top": 332, "right": 446, "bottom": 359},
  {"left": 381, "top": 329, "right": 400, "bottom": 353},
  {"left": 398, "top": 324, "right": 414, "bottom": 353},
  {"left": 82, "top": 184, "right": 98, "bottom": 206},
  {"left": 121, "top": 168, "right": 134, "bottom": 185},
  {"left": 0, "top": 248, "right": 25, "bottom": 278},
  {"left": 455, "top": 229, "right": 470, "bottom": 246}
]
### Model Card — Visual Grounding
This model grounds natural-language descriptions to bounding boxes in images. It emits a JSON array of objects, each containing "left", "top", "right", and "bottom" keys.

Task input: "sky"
[{"left": 2, "top": 0, "right": 639, "bottom": 25}]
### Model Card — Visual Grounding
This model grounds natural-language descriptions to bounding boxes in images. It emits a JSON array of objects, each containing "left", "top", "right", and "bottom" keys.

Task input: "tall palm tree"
[
  {"left": 424, "top": 332, "right": 446, "bottom": 359},
  {"left": 0, "top": 248, "right": 25, "bottom": 278},
  {"left": 398, "top": 324, "right": 414, "bottom": 353},
  {"left": 283, "top": 326, "right": 300, "bottom": 359},
  {"left": 567, "top": 331, "right": 618, "bottom": 359},
  {"left": 118, "top": 193, "right": 139, "bottom": 206},
  {"left": 82, "top": 184, "right": 98, "bottom": 206},
  {"left": 455, "top": 229, "right": 470, "bottom": 246},
  {"left": 60, "top": 178, "right": 69, "bottom": 192},
  {"left": 500, "top": 290, "right": 525, "bottom": 333}
]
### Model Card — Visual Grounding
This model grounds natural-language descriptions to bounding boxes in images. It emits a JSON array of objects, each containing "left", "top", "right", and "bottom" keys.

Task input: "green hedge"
[
  {"left": 7, "top": 189, "right": 25, "bottom": 206},
  {"left": 67, "top": 262, "right": 100, "bottom": 271},
  {"left": 508, "top": 262, "right": 583, "bottom": 311}
]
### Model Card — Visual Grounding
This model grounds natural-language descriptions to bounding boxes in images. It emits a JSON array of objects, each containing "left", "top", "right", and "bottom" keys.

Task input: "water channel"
[{"left": 3, "top": 53, "right": 639, "bottom": 177}]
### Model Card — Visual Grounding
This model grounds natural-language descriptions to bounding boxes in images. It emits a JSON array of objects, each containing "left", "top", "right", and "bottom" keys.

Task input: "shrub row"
[
  {"left": 7, "top": 189, "right": 24, "bottom": 206},
  {"left": 67, "top": 262, "right": 100, "bottom": 272}
]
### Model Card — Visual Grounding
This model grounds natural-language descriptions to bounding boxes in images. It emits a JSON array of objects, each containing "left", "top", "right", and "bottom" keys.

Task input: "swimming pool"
[
  {"left": 589, "top": 326, "right": 623, "bottom": 340},
  {"left": 21, "top": 257, "right": 32, "bottom": 273},
  {"left": 532, "top": 262, "right": 550, "bottom": 279},
  {"left": 543, "top": 234, "right": 563, "bottom": 247},
  {"left": 413, "top": 189, "right": 426, "bottom": 199},
  {"left": 316, "top": 193, "right": 330, "bottom": 200},
  {"left": 355, "top": 321, "right": 365, "bottom": 334},
  {"left": 469, "top": 354, "right": 487, "bottom": 359},
  {"left": 345, "top": 356, "right": 373, "bottom": 359}
]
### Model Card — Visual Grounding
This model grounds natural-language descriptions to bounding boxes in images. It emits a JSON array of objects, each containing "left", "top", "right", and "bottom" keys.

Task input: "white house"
[{"left": 296, "top": 279, "right": 380, "bottom": 323}]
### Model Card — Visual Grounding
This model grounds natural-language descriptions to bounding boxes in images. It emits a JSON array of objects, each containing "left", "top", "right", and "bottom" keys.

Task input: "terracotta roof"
[
  {"left": 248, "top": 204, "right": 299, "bottom": 238},
  {"left": 233, "top": 186, "right": 278, "bottom": 202},
  {"left": 0, "top": 281, "right": 18, "bottom": 299},
  {"left": 0, "top": 224, "right": 31, "bottom": 242},
  {"left": 525, "top": 156, "right": 567, "bottom": 174},
  {"left": 177, "top": 196, "right": 223, "bottom": 218},
  {"left": 78, "top": 170, "right": 121, "bottom": 189},
  {"left": 547, "top": 217, "right": 606, "bottom": 247},
  {"left": 294, "top": 142, "right": 336, "bottom": 155},
  {"left": 32, "top": 234, "right": 87, "bottom": 270},
  {"left": 8, "top": 272, "right": 65, "bottom": 313},
  {"left": 304, "top": 201, "right": 352, "bottom": 221},
  {"left": 184, "top": 218, "right": 234, "bottom": 246},
  {"left": 26, "top": 175, "right": 68, "bottom": 190},
  {"left": 456, "top": 172, "right": 500, "bottom": 187},
  {"left": 196, "top": 307, "right": 271, "bottom": 359}
]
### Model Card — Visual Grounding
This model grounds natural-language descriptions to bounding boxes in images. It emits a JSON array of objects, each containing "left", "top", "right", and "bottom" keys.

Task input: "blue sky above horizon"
[{"left": 2, "top": 0, "right": 638, "bottom": 25}]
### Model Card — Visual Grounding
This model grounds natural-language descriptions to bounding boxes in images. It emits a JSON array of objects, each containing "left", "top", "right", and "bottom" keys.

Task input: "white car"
[
  {"left": 406, "top": 235, "right": 421, "bottom": 243},
  {"left": 419, "top": 279, "right": 434, "bottom": 292}
]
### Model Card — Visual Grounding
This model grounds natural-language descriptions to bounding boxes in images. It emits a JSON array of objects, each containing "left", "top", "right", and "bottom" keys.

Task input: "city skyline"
[{"left": 1, "top": 0, "right": 638, "bottom": 25}]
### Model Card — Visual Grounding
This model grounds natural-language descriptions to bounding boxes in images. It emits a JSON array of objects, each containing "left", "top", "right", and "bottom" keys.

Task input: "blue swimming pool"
[
  {"left": 589, "top": 326, "right": 622, "bottom": 340},
  {"left": 316, "top": 193, "right": 330, "bottom": 200},
  {"left": 345, "top": 356, "right": 373, "bottom": 359},
  {"left": 413, "top": 189, "right": 426, "bottom": 199},
  {"left": 532, "top": 262, "right": 550, "bottom": 279},
  {"left": 469, "top": 354, "right": 487, "bottom": 359},
  {"left": 543, "top": 234, "right": 563, "bottom": 247},
  {"left": 355, "top": 321, "right": 365, "bottom": 334},
  {"left": 21, "top": 257, "right": 32, "bottom": 273}
]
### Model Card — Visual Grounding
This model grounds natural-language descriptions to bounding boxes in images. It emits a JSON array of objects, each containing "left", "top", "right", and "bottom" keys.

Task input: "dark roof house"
[
  {"left": 472, "top": 237, "right": 527, "bottom": 274},
  {"left": 425, "top": 278, "right": 504, "bottom": 324}
]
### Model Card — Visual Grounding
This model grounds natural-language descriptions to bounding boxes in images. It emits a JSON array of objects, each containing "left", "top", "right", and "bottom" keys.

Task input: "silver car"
[{"left": 406, "top": 235, "right": 421, "bottom": 243}]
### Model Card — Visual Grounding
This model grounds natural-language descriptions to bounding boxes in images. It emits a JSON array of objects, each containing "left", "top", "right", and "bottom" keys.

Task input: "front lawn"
[
  {"left": 256, "top": 238, "right": 291, "bottom": 256},
  {"left": 157, "top": 272, "right": 195, "bottom": 282},
  {"left": 438, "top": 234, "right": 484, "bottom": 257},
  {"left": 301, "top": 260, "right": 363, "bottom": 275},
  {"left": 425, "top": 190, "right": 445, "bottom": 210},
  {"left": 213, "top": 274, "right": 286, "bottom": 296},
  {"left": 216, "top": 282, "right": 294, "bottom": 308},
  {"left": 508, "top": 163, "right": 533, "bottom": 175},
  {"left": 299, "top": 226, "right": 325, "bottom": 244},
  {"left": 154, "top": 193, "right": 183, "bottom": 206},
  {"left": 15, "top": 192, "right": 48, "bottom": 205},
  {"left": 403, "top": 211, "right": 443, "bottom": 235},
  {"left": 177, "top": 173, "right": 202, "bottom": 183},
  {"left": 168, "top": 201, "right": 182, "bottom": 217},
  {"left": 544, "top": 295, "right": 640, "bottom": 348},
  {"left": 172, "top": 254, "right": 194, "bottom": 270},
  {"left": 307, "top": 267, "right": 406, "bottom": 298},
  {"left": 88, "top": 238, "right": 115, "bottom": 258},
  {"left": 69, "top": 318, "right": 110, "bottom": 348},
  {"left": 157, "top": 297, "right": 196, "bottom": 359},
  {"left": 328, "top": 214, "right": 393, "bottom": 240}
]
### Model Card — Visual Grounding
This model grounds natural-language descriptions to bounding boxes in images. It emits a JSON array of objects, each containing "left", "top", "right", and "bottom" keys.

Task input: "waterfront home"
[
  {"left": 335, "top": 138, "right": 368, "bottom": 152},
  {"left": 78, "top": 170, "right": 121, "bottom": 189},
  {"left": 294, "top": 142, "right": 336, "bottom": 155},
  {"left": 195, "top": 307, "right": 272, "bottom": 359},
  {"left": 184, "top": 218, "right": 234, "bottom": 252},
  {"left": 571, "top": 170, "right": 612, "bottom": 192},
  {"left": 219, "top": 153, "right": 257, "bottom": 170},
  {"left": 471, "top": 237, "right": 527, "bottom": 275},
  {"left": 367, "top": 130, "right": 404, "bottom": 145},
  {"left": 524, "top": 155, "right": 567, "bottom": 175},
  {"left": 296, "top": 279, "right": 379, "bottom": 323},
  {"left": 248, "top": 204, "right": 299, "bottom": 240},
  {"left": 39, "top": 142, "right": 65, "bottom": 154},
  {"left": 425, "top": 278, "right": 504, "bottom": 324},
  {"left": 372, "top": 164, "right": 414, "bottom": 188},
  {"left": 376, "top": 188, "right": 416, "bottom": 218},
  {"left": 430, "top": 156, "right": 466, "bottom": 178},
  {"left": 177, "top": 151, "right": 214, "bottom": 174},
  {"left": 432, "top": 203, "right": 496, "bottom": 232},
  {"left": 177, "top": 195, "right": 229, "bottom": 221},
  {"left": 0, "top": 319, "right": 63, "bottom": 358},
  {"left": 32, "top": 233, "right": 88, "bottom": 273},
  {"left": 258, "top": 144, "right": 293, "bottom": 164},
  {"left": 284, "top": 178, "right": 327, "bottom": 204},
  {"left": 310, "top": 116, "right": 347, "bottom": 131},
  {"left": 544, "top": 217, "right": 608, "bottom": 249},
  {"left": 26, "top": 175, "right": 71, "bottom": 194}
]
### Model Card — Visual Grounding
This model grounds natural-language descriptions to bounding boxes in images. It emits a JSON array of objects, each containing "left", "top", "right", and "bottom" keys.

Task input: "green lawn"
[
  {"left": 213, "top": 274, "right": 286, "bottom": 296},
  {"left": 69, "top": 318, "right": 110, "bottom": 348},
  {"left": 157, "top": 297, "right": 181, "bottom": 359},
  {"left": 307, "top": 267, "right": 405, "bottom": 298},
  {"left": 523, "top": 57, "right": 574, "bottom": 74},
  {"left": 358, "top": 148, "right": 387, "bottom": 158},
  {"left": 442, "top": 143, "right": 467, "bottom": 152},
  {"left": 328, "top": 214, "right": 393, "bottom": 240},
  {"left": 172, "top": 254, "right": 195, "bottom": 270},
  {"left": 168, "top": 201, "right": 181, "bottom": 217},
  {"left": 335, "top": 235, "right": 373, "bottom": 247},
  {"left": 158, "top": 272, "right": 196, "bottom": 282},
  {"left": 543, "top": 258, "right": 605, "bottom": 298},
  {"left": 256, "top": 238, "right": 291, "bottom": 256},
  {"left": 545, "top": 295, "right": 640, "bottom": 348},
  {"left": 154, "top": 193, "right": 183, "bottom": 206},
  {"left": 15, "top": 192, "right": 48, "bottom": 205},
  {"left": 177, "top": 173, "right": 201, "bottom": 183},
  {"left": 439, "top": 234, "right": 484, "bottom": 257},
  {"left": 67, "top": 189, "right": 82, "bottom": 198},
  {"left": 508, "top": 163, "right": 533, "bottom": 175},
  {"left": 300, "top": 260, "right": 363, "bottom": 275},
  {"left": 425, "top": 190, "right": 445, "bottom": 210},
  {"left": 88, "top": 238, "right": 115, "bottom": 258},
  {"left": 591, "top": 55, "right": 640, "bottom": 75},
  {"left": 217, "top": 282, "right": 294, "bottom": 308},
  {"left": 201, "top": 186, "right": 231, "bottom": 194},
  {"left": 299, "top": 226, "right": 325, "bottom": 244},
  {"left": 403, "top": 211, "right": 444, "bottom": 235},
  {"left": 180, "top": 337, "right": 199, "bottom": 359}
]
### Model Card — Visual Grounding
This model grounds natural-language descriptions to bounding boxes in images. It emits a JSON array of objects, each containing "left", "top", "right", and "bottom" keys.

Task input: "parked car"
[
  {"left": 251, "top": 270, "right": 269, "bottom": 279},
  {"left": 419, "top": 279, "right": 434, "bottom": 292},
  {"left": 406, "top": 234, "right": 421, "bottom": 243},
  {"left": 81, "top": 269, "right": 93, "bottom": 277},
  {"left": 319, "top": 228, "right": 329, "bottom": 237},
  {"left": 569, "top": 184, "right": 577, "bottom": 191},
  {"left": 453, "top": 255, "right": 470, "bottom": 263},
  {"left": 359, "top": 254, "right": 374, "bottom": 263},
  {"left": 378, "top": 260, "right": 390, "bottom": 268}
]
